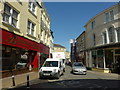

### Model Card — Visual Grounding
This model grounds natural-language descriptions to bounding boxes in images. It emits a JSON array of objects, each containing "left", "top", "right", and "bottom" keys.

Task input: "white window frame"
[
  {"left": 108, "top": 27, "right": 114, "bottom": 43},
  {"left": 3, "top": 4, "right": 18, "bottom": 28},
  {"left": 102, "top": 31, "right": 107, "bottom": 44},
  {"left": 28, "top": 1, "right": 36, "bottom": 15},
  {"left": 105, "top": 10, "right": 114, "bottom": 23},
  {"left": 27, "top": 20, "right": 35, "bottom": 36}
]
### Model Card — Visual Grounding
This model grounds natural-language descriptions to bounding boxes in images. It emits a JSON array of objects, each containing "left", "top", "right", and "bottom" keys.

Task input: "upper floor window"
[
  {"left": 91, "top": 20, "right": 95, "bottom": 29},
  {"left": 27, "top": 20, "right": 35, "bottom": 36},
  {"left": 110, "top": 11, "right": 114, "bottom": 21},
  {"left": 102, "top": 31, "right": 107, "bottom": 44},
  {"left": 108, "top": 27, "right": 114, "bottom": 43},
  {"left": 116, "top": 28, "right": 120, "bottom": 42},
  {"left": 92, "top": 34, "right": 96, "bottom": 46},
  {"left": 105, "top": 10, "right": 114, "bottom": 23},
  {"left": 28, "top": 1, "right": 36, "bottom": 14},
  {"left": 3, "top": 4, "right": 18, "bottom": 28}
]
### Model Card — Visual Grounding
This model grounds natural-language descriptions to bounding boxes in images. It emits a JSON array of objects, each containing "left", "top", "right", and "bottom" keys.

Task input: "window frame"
[
  {"left": 116, "top": 28, "right": 120, "bottom": 42},
  {"left": 91, "top": 20, "right": 95, "bottom": 29},
  {"left": 28, "top": 1, "right": 36, "bottom": 15},
  {"left": 3, "top": 4, "right": 19, "bottom": 28},
  {"left": 105, "top": 10, "right": 114, "bottom": 23},
  {"left": 102, "top": 31, "right": 107, "bottom": 44},
  {"left": 108, "top": 27, "right": 114, "bottom": 43},
  {"left": 27, "top": 20, "right": 35, "bottom": 36}
]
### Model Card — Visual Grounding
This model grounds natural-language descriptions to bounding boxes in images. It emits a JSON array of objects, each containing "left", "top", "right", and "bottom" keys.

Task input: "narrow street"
[{"left": 13, "top": 65, "right": 120, "bottom": 89}]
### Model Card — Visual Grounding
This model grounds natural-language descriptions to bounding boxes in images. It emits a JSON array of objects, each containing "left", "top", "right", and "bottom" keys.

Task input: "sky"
[{"left": 44, "top": 2, "right": 118, "bottom": 52}]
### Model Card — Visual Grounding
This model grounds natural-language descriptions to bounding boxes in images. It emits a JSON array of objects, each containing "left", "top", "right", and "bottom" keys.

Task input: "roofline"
[
  {"left": 41, "top": 2, "right": 51, "bottom": 21},
  {"left": 84, "top": 3, "right": 119, "bottom": 28},
  {"left": 76, "top": 31, "right": 85, "bottom": 40}
]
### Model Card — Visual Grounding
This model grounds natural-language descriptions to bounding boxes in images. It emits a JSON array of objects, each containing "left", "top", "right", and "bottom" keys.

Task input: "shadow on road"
[{"left": 10, "top": 78, "right": 120, "bottom": 89}]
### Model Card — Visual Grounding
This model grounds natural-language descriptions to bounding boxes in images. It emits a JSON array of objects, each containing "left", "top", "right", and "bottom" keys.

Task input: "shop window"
[
  {"left": 16, "top": 50, "right": 28, "bottom": 69},
  {"left": 2, "top": 45, "right": 29, "bottom": 71},
  {"left": 105, "top": 50, "right": 114, "bottom": 68}
]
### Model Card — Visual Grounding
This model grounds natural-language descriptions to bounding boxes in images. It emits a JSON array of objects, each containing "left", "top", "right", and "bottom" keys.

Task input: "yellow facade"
[
  {"left": 53, "top": 44, "right": 70, "bottom": 59},
  {"left": 40, "top": 2, "right": 51, "bottom": 47},
  {"left": 0, "top": 1, "right": 51, "bottom": 47}
]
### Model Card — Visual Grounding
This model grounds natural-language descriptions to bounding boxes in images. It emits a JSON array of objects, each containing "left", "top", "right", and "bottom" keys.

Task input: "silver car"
[{"left": 71, "top": 62, "right": 87, "bottom": 75}]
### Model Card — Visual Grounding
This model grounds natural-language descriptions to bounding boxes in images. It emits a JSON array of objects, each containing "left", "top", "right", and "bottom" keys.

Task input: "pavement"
[{"left": 1, "top": 71, "right": 40, "bottom": 89}]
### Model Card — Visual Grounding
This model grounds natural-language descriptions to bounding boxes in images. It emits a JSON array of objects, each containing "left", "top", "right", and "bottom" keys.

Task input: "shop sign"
[{"left": 0, "top": 29, "right": 49, "bottom": 54}]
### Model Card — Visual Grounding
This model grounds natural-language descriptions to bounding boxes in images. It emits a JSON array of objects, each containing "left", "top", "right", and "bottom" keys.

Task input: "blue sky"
[{"left": 44, "top": 2, "right": 118, "bottom": 52}]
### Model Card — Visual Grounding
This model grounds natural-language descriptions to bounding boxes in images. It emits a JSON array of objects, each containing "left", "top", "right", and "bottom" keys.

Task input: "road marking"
[{"left": 48, "top": 79, "right": 63, "bottom": 82}]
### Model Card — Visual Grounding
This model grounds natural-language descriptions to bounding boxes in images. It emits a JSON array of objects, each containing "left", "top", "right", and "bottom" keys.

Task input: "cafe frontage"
[
  {"left": 0, "top": 29, "right": 49, "bottom": 78},
  {"left": 91, "top": 43, "right": 120, "bottom": 74}
]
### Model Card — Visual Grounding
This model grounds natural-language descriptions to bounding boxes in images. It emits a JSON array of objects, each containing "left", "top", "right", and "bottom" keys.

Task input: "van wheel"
[{"left": 56, "top": 72, "right": 60, "bottom": 79}]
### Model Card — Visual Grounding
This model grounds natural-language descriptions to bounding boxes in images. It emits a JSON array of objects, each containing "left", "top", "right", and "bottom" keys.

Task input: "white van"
[
  {"left": 51, "top": 52, "right": 66, "bottom": 72},
  {"left": 39, "top": 58, "right": 64, "bottom": 79}
]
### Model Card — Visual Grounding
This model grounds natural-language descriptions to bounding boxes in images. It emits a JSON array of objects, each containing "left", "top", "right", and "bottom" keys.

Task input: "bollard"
[
  {"left": 12, "top": 74, "right": 15, "bottom": 86},
  {"left": 27, "top": 75, "right": 29, "bottom": 88}
]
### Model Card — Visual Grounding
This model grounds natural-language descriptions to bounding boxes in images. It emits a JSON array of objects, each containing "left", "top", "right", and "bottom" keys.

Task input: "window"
[
  {"left": 3, "top": 4, "right": 18, "bottom": 27},
  {"left": 91, "top": 20, "right": 95, "bottom": 29},
  {"left": 108, "top": 27, "right": 114, "bottom": 43},
  {"left": 110, "top": 11, "right": 114, "bottom": 21},
  {"left": 27, "top": 20, "right": 35, "bottom": 36},
  {"left": 92, "top": 34, "right": 96, "bottom": 46},
  {"left": 28, "top": 1, "right": 36, "bottom": 14},
  {"left": 105, "top": 10, "right": 114, "bottom": 23},
  {"left": 102, "top": 31, "right": 107, "bottom": 44},
  {"left": 105, "top": 13, "right": 109, "bottom": 22},
  {"left": 93, "top": 34, "right": 96, "bottom": 46},
  {"left": 116, "top": 28, "right": 120, "bottom": 42}
]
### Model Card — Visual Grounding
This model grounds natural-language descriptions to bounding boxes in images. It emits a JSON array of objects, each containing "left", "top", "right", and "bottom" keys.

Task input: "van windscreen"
[{"left": 43, "top": 61, "right": 58, "bottom": 67}]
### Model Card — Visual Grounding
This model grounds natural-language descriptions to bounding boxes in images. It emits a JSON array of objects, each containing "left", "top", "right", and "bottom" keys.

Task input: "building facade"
[
  {"left": 53, "top": 44, "right": 70, "bottom": 60},
  {"left": 0, "top": 1, "right": 52, "bottom": 78},
  {"left": 84, "top": 3, "right": 120, "bottom": 73},
  {"left": 76, "top": 31, "right": 86, "bottom": 65}
]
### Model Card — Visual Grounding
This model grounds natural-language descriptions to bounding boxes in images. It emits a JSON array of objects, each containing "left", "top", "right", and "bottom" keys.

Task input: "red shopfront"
[{"left": 0, "top": 29, "right": 49, "bottom": 78}]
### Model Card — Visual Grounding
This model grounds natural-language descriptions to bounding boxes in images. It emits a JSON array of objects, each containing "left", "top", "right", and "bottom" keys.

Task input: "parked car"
[
  {"left": 39, "top": 58, "right": 64, "bottom": 79},
  {"left": 71, "top": 62, "right": 87, "bottom": 75}
]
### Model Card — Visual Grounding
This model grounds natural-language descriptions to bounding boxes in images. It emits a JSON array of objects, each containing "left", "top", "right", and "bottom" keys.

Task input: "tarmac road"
[{"left": 12, "top": 65, "right": 120, "bottom": 89}]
